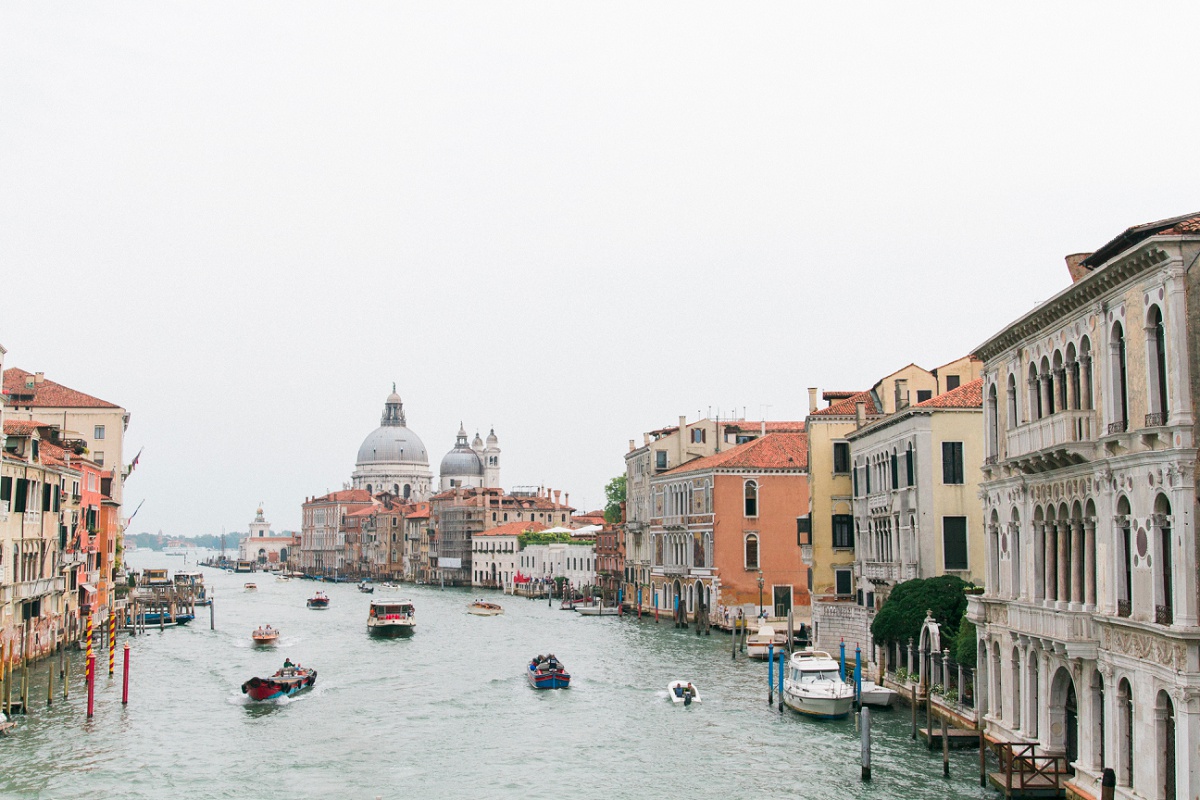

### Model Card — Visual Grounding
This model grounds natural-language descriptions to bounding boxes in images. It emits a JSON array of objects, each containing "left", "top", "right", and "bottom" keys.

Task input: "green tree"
[
  {"left": 869, "top": 575, "right": 972, "bottom": 650},
  {"left": 954, "top": 618, "right": 977, "bottom": 667},
  {"left": 604, "top": 475, "right": 626, "bottom": 525}
]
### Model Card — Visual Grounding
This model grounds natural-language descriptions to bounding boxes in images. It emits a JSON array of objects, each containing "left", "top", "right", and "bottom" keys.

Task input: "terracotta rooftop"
[
  {"left": 809, "top": 391, "right": 878, "bottom": 417},
  {"left": 1083, "top": 212, "right": 1200, "bottom": 268},
  {"left": 822, "top": 391, "right": 859, "bottom": 401},
  {"left": 661, "top": 432, "right": 809, "bottom": 476},
  {"left": 476, "top": 520, "right": 546, "bottom": 537},
  {"left": 913, "top": 378, "right": 983, "bottom": 409},
  {"left": 3, "top": 368, "right": 121, "bottom": 409},
  {"left": 3, "top": 420, "right": 51, "bottom": 436},
  {"left": 406, "top": 502, "right": 431, "bottom": 520},
  {"left": 722, "top": 421, "right": 806, "bottom": 433},
  {"left": 308, "top": 489, "right": 373, "bottom": 504}
]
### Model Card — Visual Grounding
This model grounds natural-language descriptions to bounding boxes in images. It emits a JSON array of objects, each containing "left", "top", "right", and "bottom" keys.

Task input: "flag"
[{"left": 125, "top": 447, "right": 143, "bottom": 479}]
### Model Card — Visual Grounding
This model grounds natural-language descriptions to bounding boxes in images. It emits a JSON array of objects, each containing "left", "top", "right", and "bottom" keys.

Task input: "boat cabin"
[{"left": 369, "top": 601, "right": 414, "bottom": 619}]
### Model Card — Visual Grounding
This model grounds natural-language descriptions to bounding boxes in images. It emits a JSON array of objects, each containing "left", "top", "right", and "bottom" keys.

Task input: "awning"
[{"left": 80, "top": 583, "right": 97, "bottom": 596}]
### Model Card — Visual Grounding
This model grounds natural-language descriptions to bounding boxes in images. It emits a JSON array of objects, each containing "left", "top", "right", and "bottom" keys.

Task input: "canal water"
[{"left": 3, "top": 552, "right": 996, "bottom": 799}]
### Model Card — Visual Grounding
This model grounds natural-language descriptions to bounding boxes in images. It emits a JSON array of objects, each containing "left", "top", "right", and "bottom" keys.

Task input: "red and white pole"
[
  {"left": 121, "top": 644, "right": 130, "bottom": 705},
  {"left": 86, "top": 654, "right": 95, "bottom": 719}
]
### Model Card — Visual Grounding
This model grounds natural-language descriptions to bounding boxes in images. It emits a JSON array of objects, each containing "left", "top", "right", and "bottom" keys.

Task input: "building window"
[
  {"left": 744, "top": 480, "right": 758, "bottom": 517},
  {"left": 690, "top": 428, "right": 706, "bottom": 444},
  {"left": 1148, "top": 305, "right": 1168, "bottom": 423},
  {"left": 796, "top": 516, "right": 811, "bottom": 546},
  {"left": 655, "top": 450, "right": 667, "bottom": 470},
  {"left": 905, "top": 445, "right": 914, "bottom": 486},
  {"left": 834, "top": 568, "right": 852, "bottom": 596},
  {"left": 853, "top": 465, "right": 859, "bottom": 497},
  {"left": 744, "top": 534, "right": 759, "bottom": 569},
  {"left": 1111, "top": 322, "right": 1128, "bottom": 429},
  {"left": 93, "top": 425, "right": 105, "bottom": 440},
  {"left": 94, "top": 451, "right": 104, "bottom": 466},
  {"left": 941, "top": 442, "right": 963, "bottom": 484},
  {"left": 890, "top": 451, "right": 899, "bottom": 490},
  {"left": 832, "top": 514, "right": 854, "bottom": 549},
  {"left": 916, "top": 390, "right": 932, "bottom": 403},
  {"left": 945, "top": 374, "right": 960, "bottom": 391},
  {"left": 943, "top": 516, "right": 968, "bottom": 570},
  {"left": 833, "top": 442, "right": 850, "bottom": 474}
]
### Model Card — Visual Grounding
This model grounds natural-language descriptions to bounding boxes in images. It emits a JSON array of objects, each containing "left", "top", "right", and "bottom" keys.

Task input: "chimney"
[
  {"left": 895, "top": 378, "right": 908, "bottom": 410},
  {"left": 808, "top": 388, "right": 818, "bottom": 414},
  {"left": 554, "top": 489, "right": 561, "bottom": 505},
  {"left": 855, "top": 401, "right": 866, "bottom": 429},
  {"left": 760, "top": 420, "right": 766, "bottom": 436},
  {"left": 34, "top": 372, "right": 44, "bottom": 384},
  {"left": 629, "top": 439, "right": 636, "bottom": 452},
  {"left": 1065, "top": 253, "right": 1092, "bottom": 283},
  {"left": 643, "top": 433, "right": 650, "bottom": 446},
  {"left": 564, "top": 492, "right": 569, "bottom": 508}
]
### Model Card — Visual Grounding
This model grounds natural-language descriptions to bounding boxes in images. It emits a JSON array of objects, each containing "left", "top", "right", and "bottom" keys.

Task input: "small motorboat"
[
  {"left": 275, "top": 574, "right": 291, "bottom": 583},
  {"left": 368, "top": 599, "right": 416, "bottom": 636},
  {"left": 307, "top": 592, "right": 330, "bottom": 609},
  {"left": 858, "top": 679, "right": 898, "bottom": 708},
  {"left": 244, "top": 583, "right": 258, "bottom": 591},
  {"left": 782, "top": 650, "right": 856, "bottom": 719},
  {"left": 527, "top": 654, "right": 570, "bottom": 689},
  {"left": 575, "top": 601, "right": 617, "bottom": 616},
  {"left": 358, "top": 581, "right": 374, "bottom": 594},
  {"left": 241, "top": 661, "right": 317, "bottom": 702},
  {"left": 379, "top": 582, "right": 401, "bottom": 591},
  {"left": 252, "top": 625, "right": 279, "bottom": 645},
  {"left": 746, "top": 625, "right": 788, "bottom": 659},
  {"left": 468, "top": 600, "right": 504, "bottom": 616},
  {"left": 667, "top": 680, "right": 701, "bottom": 706},
  {"left": 0, "top": 710, "right": 16, "bottom": 736}
]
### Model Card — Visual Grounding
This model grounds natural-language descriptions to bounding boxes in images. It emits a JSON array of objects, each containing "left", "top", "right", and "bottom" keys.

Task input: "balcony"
[
  {"left": 1145, "top": 412, "right": 1168, "bottom": 428},
  {"left": 1008, "top": 602, "right": 1099, "bottom": 658},
  {"left": 1004, "top": 410, "right": 1095, "bottom": 470},
  {"left": 1117, "top": 599, "right": 1132, "bottom": 618},
  {"left": 862, "top": 561, "right": 899, "bottom": 582},
  {"left": 14, "top": 576, "right": 65, "bottom": 601},
  {"left": 1155, "top": 604, "right": 1174, "bottom": 626},
  {"left": 23, "top": 510, "right": 41, "bottom": 527},
  {"left": 61, "top": 552, "right": 86, "bottom": 566},
  {"left": 1108, "top": 419, "right": 1127, "bottom": 435}
]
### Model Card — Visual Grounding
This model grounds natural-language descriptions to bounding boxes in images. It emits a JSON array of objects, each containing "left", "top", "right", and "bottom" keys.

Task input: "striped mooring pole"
[
  {"left": 85, "top": 610, "right": 94, "bottom": 662},
  {"left": 108, "top": 611, "right": 116, "bottom": 676}
]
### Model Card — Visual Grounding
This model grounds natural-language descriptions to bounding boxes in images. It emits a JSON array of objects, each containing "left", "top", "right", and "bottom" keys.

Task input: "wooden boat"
[
  {"left": 746, "top": 625, "right": 788, "bottom": 659},
  {"left": 527, "top": 655, "right": 570, "bottom": 689},
  {"left": 252, "top": 625, "right": 279, "bottom": 645},
  {"left": 368, "top": 599, "right": 415, "bottom": 636},
  {"left": 241, "top": 662, "right": 317, "bottom": 702},
  {"left": 307, "top": 592, "right": 330, "bottom": 609},
  {"left": 244, "top": 582, "right": 258, "bottom": 591},
  {"left": 357, "top": 581, "right": 374, "bottom": 594},
  {"left": 667, "top": 680, "right": 701, "bottom": 706},
  {"left": 467, "top": 600, "right": 504, "bottom": 616}
]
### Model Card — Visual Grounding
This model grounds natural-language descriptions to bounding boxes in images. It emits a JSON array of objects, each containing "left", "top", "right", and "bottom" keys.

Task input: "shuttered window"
[
  {"left": 891, "top": 452, "right": 899, "bottom": 489},
  {"left": 832, "top": 514, "right": 854, "bottom": 549},
  {"left": 835, "top": 568, "right": 853, "bottom": 596},
  {"left": 906, "top": 447, "right": 914, "bottom": 486},
  {"left": 943, "top": 516, "right": 968, "bottom": 570},
  {"left": 833, "top": 442, "right": 850, "bottom": 474},
  {"left": 0, "top": 476, "right": 10, "bottom": 502},
  {"left": 941, "top": 441, "right": 964, "bottom": 485},
  {"left": 13, "top": 479, "right": 28, "bottom": 513},
  {"left": 796, "top": 516, "right": 811, "bottom": 546}
]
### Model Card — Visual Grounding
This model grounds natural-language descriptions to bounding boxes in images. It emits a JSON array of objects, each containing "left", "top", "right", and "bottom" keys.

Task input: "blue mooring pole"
[
  {"left": 777, "top": 646, "right": 785, "bottom": 711},
  {"left": 839, "top": 639, "right": 847, "bottom": 681},
  {"left": 854, "top": 644, "right": 863, "bottom": 707},
  {"left": 768, "top": 643, "right": 775, "bottom": 704}
]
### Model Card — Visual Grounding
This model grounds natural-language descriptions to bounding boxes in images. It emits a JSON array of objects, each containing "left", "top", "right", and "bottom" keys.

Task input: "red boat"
[
  {"left": 307, "top": 592, "right": 330, "bottom": 609},
  {"left": 241, "top": 662, "right": 317, "bottom": 701}
]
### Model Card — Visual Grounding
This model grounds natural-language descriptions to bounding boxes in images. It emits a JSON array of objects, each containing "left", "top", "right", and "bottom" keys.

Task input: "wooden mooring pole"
[
  {"left": 941, "top": 712, "right": 950, "bottom": 777},
  {"left": 860, "top": 707, "right": 871, "bottom": 781}
]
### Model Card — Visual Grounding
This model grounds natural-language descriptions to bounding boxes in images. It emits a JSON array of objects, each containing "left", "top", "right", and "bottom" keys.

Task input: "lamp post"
[{"left": 757, "top": 570, "right": 765, "bottom": 620}]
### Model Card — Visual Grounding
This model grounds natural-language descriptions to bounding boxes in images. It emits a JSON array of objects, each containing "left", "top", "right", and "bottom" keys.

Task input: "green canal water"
[{"left": 2, "top": 552, "right": 997, "bottom": 799}]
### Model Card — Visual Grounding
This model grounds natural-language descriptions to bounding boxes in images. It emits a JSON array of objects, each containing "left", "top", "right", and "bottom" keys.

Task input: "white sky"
[{"left": 3, "top": 3, "right": 1199, "bottom": 534}]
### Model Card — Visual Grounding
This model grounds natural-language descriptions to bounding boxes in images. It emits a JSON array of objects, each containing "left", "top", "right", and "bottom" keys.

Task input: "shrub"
[
  {"left": 954, "top": 618, "right": 978, "bottom": 667},
  {"left": 870, "top": 575, "right": 970, "bottom": 648}
]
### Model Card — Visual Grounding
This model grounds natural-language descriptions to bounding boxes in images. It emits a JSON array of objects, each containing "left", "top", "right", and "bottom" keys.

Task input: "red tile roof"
[
  {"left": 661, "top": 432, "right": 808, "bottom": 475},
  {"left": 3, "top": 420, "right": 51, "bottom": 436},
  {"left": 406, "top": 502, "right": 430, "bottom": 520},
  {"left": 3, "top": 368, "right": 120, "bottom": 408},
  {"left": 346, "top": 505, "right": 379, "bottom": 518},
  {"left": 308, "top": 489, "right": 373, "bottom": 504},
  {"left": 722, "top": 421, "right": 806, "bottom": 433},
  {"left": 822, "top": 391, "right": 860, "bottom": 401},
  {"left": 913, "top": 378, "right": 983, "bottom": 409},
  {"left": 477, "top": 520, "right": 545, "bottom": 537},
  {"left": 809, "top": 391, "right": 877, "bottom": 417}
]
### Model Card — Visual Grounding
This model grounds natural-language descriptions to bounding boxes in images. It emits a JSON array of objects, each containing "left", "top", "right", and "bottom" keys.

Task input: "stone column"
[
  {"left": 1071, "top": 518, "right": 1084, "bottom": 609},
  {"left": 1044, "top": 522, "right": 1056, "bottom": 607},
  {"left": 1034, "top": 522, "right": 1046, "bottom": 601},
  {"left": 1084, "top": 518, "right": 1097, "bottom": 610},
  {"left": 1056, "top": 520, "right": 1069, "bottom": 608}
]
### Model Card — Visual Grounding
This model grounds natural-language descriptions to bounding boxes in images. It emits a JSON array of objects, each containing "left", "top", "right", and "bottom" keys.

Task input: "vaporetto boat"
[
  {"left": 782, "top": 650, "right": 855, "bottom": 719},
  {"left": 368, "top": 599, "right": 416, "bottom": 636}
]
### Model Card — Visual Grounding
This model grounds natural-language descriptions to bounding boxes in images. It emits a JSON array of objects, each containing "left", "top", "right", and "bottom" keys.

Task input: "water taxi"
[
  {"left": 368, "top": 599, "right": 415, "bottom": 636},
  {"left": 746, "top": 625, "right": 788, "bottom": 659},
  {"left": 241, "top": 661, "right": 316, "bottom": 702},
  {"left": 782, "top": 650, "right": 855, "bottom": 719},
  {"left": 252, "top": 625, "right": 279, "bottom": 645},
  {"left": 667, "top": 681, "right": 701, "bottom": 705},
  {"left": 467, "top": 600, "right": 504, "bottom": 616},
  {"left": 244, "top": 582, "right": 258, "bottom": 591},
  {"left": 307, "top": 592, "right": 330, "bottom": 609},
  {"left": 527, "top": 654, "right": 570, "bottom": 689}
]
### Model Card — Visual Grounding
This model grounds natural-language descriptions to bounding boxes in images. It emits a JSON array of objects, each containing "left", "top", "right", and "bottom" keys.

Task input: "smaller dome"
[
  {"left": 486, "top": 427, "right": 498, "bottom": 446},
  {"left": 440, "top": 448, "right": 484, "bottom": 477},
  {"left": 472, "top": 432, "right": 484, "bottom": 450}
]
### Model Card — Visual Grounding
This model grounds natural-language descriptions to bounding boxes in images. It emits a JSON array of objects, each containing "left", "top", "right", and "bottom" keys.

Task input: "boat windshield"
[{"left": 795, "top": 669, "right": 841, "bottom": 684}]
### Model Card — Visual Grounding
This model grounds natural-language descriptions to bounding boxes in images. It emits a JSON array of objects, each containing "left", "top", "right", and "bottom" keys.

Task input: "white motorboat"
[
  {"left": 368, "top": 599, "right": 416, "bottom": 636},
  {"left": 575, "top": 602, "right": 618, "bottom": 616},
  {"left": 782, "top": 650, "right": 855, "bottom": 719},
  {"left": 858, "top": 679, "right": 897, "bottom": 708},
  {"left": 667, "top": 681, "right": 701, "bottom": 706},
  {"left": 468, "top": 600, "right": 504, "bottom": 616},
  {"left": 746, "top": 625, "right": 788, "bottom": 659}
]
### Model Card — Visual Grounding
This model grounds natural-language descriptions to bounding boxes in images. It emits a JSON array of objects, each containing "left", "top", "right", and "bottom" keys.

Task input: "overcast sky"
[{"left": 3, "top": 3, "right": 1198, "bottom": 534}]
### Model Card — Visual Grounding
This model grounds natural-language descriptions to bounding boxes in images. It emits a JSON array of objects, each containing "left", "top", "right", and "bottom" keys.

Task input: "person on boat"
[
  {"left": 284, "top": 658, "right": 295, "bottom": 668},
  {"left": 684, "top": 683, "right": 695, "bottom": 699}
]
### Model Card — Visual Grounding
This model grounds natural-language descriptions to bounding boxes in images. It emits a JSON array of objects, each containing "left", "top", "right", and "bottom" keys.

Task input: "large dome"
[{"left": 357, "top": 425, "right": 428, "bottom": 465}]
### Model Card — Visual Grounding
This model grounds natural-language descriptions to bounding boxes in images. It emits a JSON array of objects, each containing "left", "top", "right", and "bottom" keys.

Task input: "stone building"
[
  {"left": 967, "top": 213, "right": 1200, "bottom": 800},
  {"left": 298, "top": 488, "right": 373, "bottom": 576},
  {"left": 471, "top": 520, "right": 541, "bottom": 589},
  {"left": 237, "top": 506, "right": 294, "bottom": 569}
]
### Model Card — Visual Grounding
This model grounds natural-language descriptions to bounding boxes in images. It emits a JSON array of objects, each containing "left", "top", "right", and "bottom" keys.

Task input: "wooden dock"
[{"left": 919, "top": 725, "right": 980, "bottom": 749}]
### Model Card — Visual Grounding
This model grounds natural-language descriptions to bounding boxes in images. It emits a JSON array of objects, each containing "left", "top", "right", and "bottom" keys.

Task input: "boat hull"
[
  {"left": 527, "top": 666, "right": 570, "bottom": 689},
  {"left": 859, "top": 683, "right": 897, "bottom": 708},
  {"left": 782, "top": 689, "right": 854, "bottom": 719},
  {"left": 667, "top": 681, "right": 701, "bottom": 705},
  {"left": 241, "top": 669, "right": 317, "bottom": 702},
  {"left": 575, "top": 606, "right": 617, "bottom": 616},
  {"left": 368, "top": 621, "right": 415, "bottom": 637},
  {"left": 306, "top": 599, "right": 330, "bottom": 609},
  {"left": 252, "top": 635, "right": 279, "bottom": 646}
]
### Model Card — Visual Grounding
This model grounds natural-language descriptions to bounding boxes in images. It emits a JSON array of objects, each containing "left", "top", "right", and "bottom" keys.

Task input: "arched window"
[
  {"left": 744, "top": 480, "right": 758, "bottom": 517},
  {"left": 744, "top": 533, "right": 759, "bottom": 569},
  {"left": 890, "top": 450, "right": 899, "bottom": 490},
  {"left": 1155, "top": 494, "right": 1173, "bottom": 625},
  {"left": 1040, "top": 356, "right": 1053, "bottom": 417},
  {"left": 1079, "top": 336, "right": 1093, "bottom": 410},
  {"left": 905, "top": 445, "right": 914, "bottom": 486},
  {"left": 1006, "top": 372, "right": 1018, "bottom": 428},
  {"left": 1028, "top": 363, "right": 1041, "bottom": 421},
  {"left": 1158, "top": 690, "right": 1176, "bottom": 800},
  {"left": 1051, "top": 351, "right": 1064, "bottom": 413},
  {"left": 1148, "top": 305, "right": 1169, "bottom": 424},
  {"left": 1111, "top": 322, "right": 1129, "bottom": 431},
  {"left": 987, "top": 383, "right": 999, "bottom": 457},
  {"left": 1116, "top": 496, "right": 1132, "bottom": 617},
  {"left": 366, "top": 484, "right": 373, "bottom": 494},
  {"left": 1118, "top": 678, "right": 1134, "bottom": 787},
  {"left": 403, "top": 484, "right": 411, "bottom": 499}
]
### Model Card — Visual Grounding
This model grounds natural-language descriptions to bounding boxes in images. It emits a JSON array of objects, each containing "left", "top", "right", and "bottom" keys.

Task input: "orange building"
[{"left": 648, "top": 432, "right": 810, "bottom": 624}]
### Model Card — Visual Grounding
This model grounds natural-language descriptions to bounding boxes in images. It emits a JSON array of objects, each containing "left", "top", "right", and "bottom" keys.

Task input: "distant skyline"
[{"left": 5, "top": 3, "right": 1200, "bottom": 534}]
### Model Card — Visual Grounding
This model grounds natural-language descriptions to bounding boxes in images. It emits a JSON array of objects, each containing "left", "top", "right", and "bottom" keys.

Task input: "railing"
[
  {"left": 989, "top": 741, "right": 1069, "bottom": 793},
  {"left": 23, "top": 510, "right": 41, "bottom": 526},
  {"left": 1108, "top": 419, "right": 1128, "bottom": 435},
  {"left": 1156, "top": 604, "right": 1174, "bottom": 625},
  {"left": 984, "top": 454, "right": 998, "bottom": 465},
  {"left": 1006, "top": 410, "right": 1094, "bottom": 457},
  {"left": 14, "top": 576, "right": 65, "bottom": 600},
  {"left": 861, "top": 561, "right": 899, "bottom": 581},
  {"left": 1009, "top": 603, "right": 1093, "bottom": 643},
  {"left": 1145, "top": 412, "right": 1168, "bottom": 428},
  {"left": 1117, "top": 599, "right": 1132, "bottom": 618}
]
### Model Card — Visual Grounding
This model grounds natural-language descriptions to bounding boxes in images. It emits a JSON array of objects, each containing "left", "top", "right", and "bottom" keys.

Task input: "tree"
[
  {"left": 869, "top": 575, "right": 972, "bottom": 650},
  {"left": 954, "top": 618, "right": 977, "bottom": 667},
  {"left": 604, "top": 475, "right": 626, "bottom": 525}
]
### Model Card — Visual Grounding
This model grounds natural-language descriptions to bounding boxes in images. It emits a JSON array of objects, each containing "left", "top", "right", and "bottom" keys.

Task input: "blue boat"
[
  {"left": 138, "top": 612, "right": 194, "bottom": 626},
  {"left": 527, "top": 655, "right": 570, "bottom": 689}
]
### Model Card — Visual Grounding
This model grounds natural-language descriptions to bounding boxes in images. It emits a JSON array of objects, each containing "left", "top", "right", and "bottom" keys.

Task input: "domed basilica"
[{"left": 351, "top": 388, "right": 500, "bottom": 501}]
